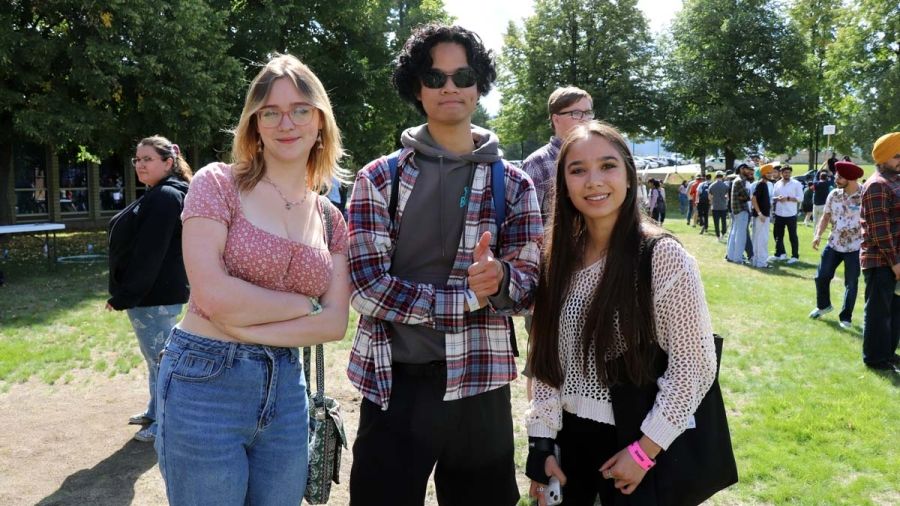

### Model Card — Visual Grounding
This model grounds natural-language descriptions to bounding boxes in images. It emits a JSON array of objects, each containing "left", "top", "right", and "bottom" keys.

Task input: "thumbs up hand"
[{"left": 468, "top": 231, "right": 504, "bottom": 301}]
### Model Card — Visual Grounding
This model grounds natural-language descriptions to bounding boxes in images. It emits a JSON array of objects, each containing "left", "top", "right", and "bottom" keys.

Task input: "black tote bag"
[{"left": 609, "top": 334, "right": 738, "bottom": 506}]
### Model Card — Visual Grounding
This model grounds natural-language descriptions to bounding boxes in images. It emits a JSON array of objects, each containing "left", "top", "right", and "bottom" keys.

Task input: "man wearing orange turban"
[{"left": 859, "top": 132, "right": 900, "bottom": 372}]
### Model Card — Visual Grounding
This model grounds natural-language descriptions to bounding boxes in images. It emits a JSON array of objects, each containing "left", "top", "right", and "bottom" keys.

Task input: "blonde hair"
[
  {"left": 137, "top": 135, "right": 192, "bottom": 183},
  {"left": 230, "top": 54, "right": 346, "bottom": 193}
]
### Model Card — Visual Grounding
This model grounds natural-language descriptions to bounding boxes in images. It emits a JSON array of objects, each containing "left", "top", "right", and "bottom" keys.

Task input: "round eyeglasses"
[{"left": 257, "top": 105, "right": 317, "bottom": 128}]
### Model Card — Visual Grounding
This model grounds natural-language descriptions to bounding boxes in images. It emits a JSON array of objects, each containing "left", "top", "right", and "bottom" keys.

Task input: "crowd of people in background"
[{"left": 640, "top": 145, "right": 897, "bottom": 375}]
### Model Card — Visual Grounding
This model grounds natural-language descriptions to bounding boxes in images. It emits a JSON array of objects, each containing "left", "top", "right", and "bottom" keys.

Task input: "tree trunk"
[{"left": 724, "top": 146, "right": 736, "bottom": 173}]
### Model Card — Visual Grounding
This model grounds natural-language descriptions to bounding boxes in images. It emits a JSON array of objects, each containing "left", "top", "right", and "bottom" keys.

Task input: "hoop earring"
[{"left": 316, "top": 130, "right": 324, "bottom": 151}]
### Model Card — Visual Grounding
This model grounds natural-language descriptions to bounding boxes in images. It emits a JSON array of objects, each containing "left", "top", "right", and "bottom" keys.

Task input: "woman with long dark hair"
[
  {"left": 107, "top": 135, "right": 191, "bottom": 443},
  {"left": 524, "top": 122, "right": 717, "bottom": 505}
]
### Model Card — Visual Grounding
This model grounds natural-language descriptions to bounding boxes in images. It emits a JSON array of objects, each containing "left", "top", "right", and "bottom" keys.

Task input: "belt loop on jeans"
[{"left": 225, "top": 342, "right": 237, "bottom": 368}]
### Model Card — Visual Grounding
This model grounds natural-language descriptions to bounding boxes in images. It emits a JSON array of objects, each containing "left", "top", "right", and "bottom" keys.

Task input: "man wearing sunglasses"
[{"left": 347, "top": 24, "right": 541, "bottom": 505}]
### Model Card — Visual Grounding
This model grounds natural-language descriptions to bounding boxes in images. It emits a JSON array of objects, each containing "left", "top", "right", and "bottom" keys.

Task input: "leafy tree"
[
  {"left": 663, "top": 0, "right": 810, "bottom": 171},
  {"left": 220, "top": 0, "right": 451, "bottom": 169},
  {"left": 493, "top": 0, "right": 658, "bottom": 150},
  {"left": 823, "top": 0, "right": 899, "bottom": 157},
  {"left": 788, "top": 0, "right": 843, "bottom": 169},
  {"left": 0, "top": 1, "right": 243, "bottom": 224}
]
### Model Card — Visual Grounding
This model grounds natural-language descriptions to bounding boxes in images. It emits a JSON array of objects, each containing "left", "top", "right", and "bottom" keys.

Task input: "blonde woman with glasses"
[{"left": 154, "top": 54, "right": 350, "bottom": 505}]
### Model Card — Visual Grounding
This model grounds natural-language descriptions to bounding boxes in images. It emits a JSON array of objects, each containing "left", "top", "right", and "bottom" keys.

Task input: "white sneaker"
[
  {"left": 777, "top": 254, "right": 788, "bottom": 260},
  {"left": 133, "top": 426, "right": 156, "bottom": 442},
  {"left": 767, "top": 255, "right": 780, "bottom": 262},
  {"left": 839, "top": 321, "right": 852, "bottom": 329},
  {"left": 786, "top": 257, "right": 799, "bottom": 265},
  {"left": 808, "top": 306, "right": 833, "bottom": 319}
]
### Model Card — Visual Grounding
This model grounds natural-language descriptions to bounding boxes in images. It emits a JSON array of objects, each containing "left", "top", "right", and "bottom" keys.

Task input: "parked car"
[
  {"left": 792, "top": 169, "right": 819, "bottom": 186},
  {"left": 705, "top": 157, "right": 727, "bottom": 171},
  {"left": 649, "top": 156, "right": 670, "bottom": 167}
]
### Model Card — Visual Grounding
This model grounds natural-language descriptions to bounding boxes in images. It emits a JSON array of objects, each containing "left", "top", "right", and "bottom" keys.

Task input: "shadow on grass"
[
  {"left": 36, "top": 439, "right": 157, "bottom": 506},
  {"left": 869, "top": 368, "right": 900, "bottom": 388}
]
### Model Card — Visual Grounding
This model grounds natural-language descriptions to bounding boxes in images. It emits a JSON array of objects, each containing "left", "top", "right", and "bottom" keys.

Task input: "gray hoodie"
[{"left": 388, "top": 124, "right": 503, "bottom": 363}]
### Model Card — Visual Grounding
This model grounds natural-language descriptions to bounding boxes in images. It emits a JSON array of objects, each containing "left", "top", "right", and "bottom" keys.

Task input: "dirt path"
[
  {"left": 0, "top": 348, "right": 530, "bottom": 505},
  {"left": 0, "top": 355, "right": 362, "bottom": 506}
]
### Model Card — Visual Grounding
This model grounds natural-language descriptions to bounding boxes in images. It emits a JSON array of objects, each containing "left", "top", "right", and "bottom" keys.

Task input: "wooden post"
[
  {"left": 88, "top": 161, "right": 101, "bottom": 221},
  {"left": 2, "top": 143, "right": 14, "bottom": 225},
  {"left": 46, "top": 146, "right": 61, "bottom": 222}
]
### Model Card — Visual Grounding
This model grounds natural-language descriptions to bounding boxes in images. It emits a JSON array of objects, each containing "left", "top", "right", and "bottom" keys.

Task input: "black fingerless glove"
[{"left": 526, "top": 437, "right": 555, "bottom": 484}]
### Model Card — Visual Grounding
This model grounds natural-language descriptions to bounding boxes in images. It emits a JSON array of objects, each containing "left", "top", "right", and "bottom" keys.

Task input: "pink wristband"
[{"left": 627, "top": 441, "right": 655, "bottom": 471}]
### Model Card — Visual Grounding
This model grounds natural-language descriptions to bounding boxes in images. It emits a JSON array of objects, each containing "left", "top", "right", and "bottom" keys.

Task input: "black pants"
[
  {"left": 556, "top": 411, "right": 621, "bottom": 505},
  {"left": 696, "top": 202, "right": 709, "bottom": 230},
  {"left": 651, "top": 206, "right": 666, "bottom": 224},
  {"left": 862, "top": 267, "right": 900, "bottom": 366},
  {"left": 712, "top": 210, "right": 728, "bottom": 237},
  {"left": 349, "top": 363, "right": 519, "bottom": 506},
  {"left": 773, "top": 215, "right": 799, "bottom": 258}
]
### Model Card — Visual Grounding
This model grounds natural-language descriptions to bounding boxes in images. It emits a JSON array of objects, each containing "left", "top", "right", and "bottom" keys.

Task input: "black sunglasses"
[{"left": 420, "top": 68, "right": 478, "bottom": 89}]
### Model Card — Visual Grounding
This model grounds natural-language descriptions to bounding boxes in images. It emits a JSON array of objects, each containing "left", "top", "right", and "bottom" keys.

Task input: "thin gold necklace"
[{"left": 262, "top": 176, "right": 307, "bottom": 210}]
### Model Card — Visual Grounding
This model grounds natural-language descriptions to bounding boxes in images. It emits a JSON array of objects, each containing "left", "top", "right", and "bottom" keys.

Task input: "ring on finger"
[
  {"left": 537, "top": 486, "right": 545, "bottom": 492},
  {"left": 604, "top": 470, "right": 613, "bottom": 479}
]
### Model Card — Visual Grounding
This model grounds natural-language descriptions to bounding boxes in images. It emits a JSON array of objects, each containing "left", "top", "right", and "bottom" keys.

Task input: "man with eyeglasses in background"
[
  {"left": 346, "top": 24, "right": 541, "bottom": 505},
  {"left": 519, "top": 86, "right": 593, "bottom": 399},
  {"left": 522, "top": 86, "right": 594, "bottom": 222}
]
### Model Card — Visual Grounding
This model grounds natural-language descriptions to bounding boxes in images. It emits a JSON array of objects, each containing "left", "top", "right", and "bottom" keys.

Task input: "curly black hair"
[{"left": 392, "top": 24, "right": 497, "bottom": 116}]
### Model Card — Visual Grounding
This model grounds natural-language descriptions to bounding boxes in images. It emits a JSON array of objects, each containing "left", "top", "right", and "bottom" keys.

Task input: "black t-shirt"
[
  {"left": 752, "top": 182, "right": 770, "bottom": 218},
  {"left": 813, "top": 180, "right": 832, "bottom": 205}
]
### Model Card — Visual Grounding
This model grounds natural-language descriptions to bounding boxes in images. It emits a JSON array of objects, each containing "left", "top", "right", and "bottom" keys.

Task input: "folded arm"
[
  {"left": 182, "top": 216, "right": 315, "bottom": 326},
  {"left": 214, "top": 253, "right": 351, "bottom": 347}
]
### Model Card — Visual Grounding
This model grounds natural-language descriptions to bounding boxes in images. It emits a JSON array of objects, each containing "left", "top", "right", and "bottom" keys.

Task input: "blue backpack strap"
[
  {"left": 491, "top": 160, "right": 506, "bottom": 231},
  {"left": 386, "top": 150, "right": 402, "bottom": 222}
]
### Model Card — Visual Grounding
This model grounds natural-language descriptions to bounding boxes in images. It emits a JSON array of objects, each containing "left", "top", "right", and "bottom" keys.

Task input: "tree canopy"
[
  {"left": 661, "top": 0, "right": 810, "bottom": 170},
  {"left": 492, "top": 0, "right": 659, "bottom": 150}
]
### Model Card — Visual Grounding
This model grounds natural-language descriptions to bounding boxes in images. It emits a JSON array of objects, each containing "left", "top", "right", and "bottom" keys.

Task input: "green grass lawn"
[{"left": 0, "top": 225, "right": 897, "bottom": 505}]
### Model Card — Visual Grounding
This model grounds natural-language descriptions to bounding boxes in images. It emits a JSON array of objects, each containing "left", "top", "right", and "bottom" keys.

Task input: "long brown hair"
[
  {"left": 230, "top": 54, "right": 346, "bottom": 193},
  {"left": 137, "top": 135, "right": 192, "bottom": 183},
  {"left": 528, "top": 121, "right": 664, "bottom": 388}
]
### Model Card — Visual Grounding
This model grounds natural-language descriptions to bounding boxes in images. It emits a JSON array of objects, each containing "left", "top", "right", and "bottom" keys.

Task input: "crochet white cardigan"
[{"left": 526, "top": 238, "right": 717, "bottom": 449}]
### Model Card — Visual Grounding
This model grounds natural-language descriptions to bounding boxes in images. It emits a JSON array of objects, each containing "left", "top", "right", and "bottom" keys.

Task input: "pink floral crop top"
[{"left": 182, "top": 163, "right": 348, "bottom": 319}]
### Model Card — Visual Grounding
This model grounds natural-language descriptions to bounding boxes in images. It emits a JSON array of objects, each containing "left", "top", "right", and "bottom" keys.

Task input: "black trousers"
[
  {"left": 712, "top": 210, "right": 728, "bottom": 237},
  {"left": 773, "top": 215, "right": 799, "bottom": 258},
  {"left": 349, "top": 363, "right": 519, "bottom": 506},
  {"left": 862, "top": 267, "right": 900, "bottom": 366},
  {"left": 556, "top": 411, "right": 621, "bottom": 505},
  {"left": 696, "top": 202, "right": 709, "bottom": 230}
]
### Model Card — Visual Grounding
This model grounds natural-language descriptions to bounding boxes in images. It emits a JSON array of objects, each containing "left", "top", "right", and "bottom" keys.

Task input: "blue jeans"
[
  {"left": 156, "top": 328, "right": 309, "bottom": 505},
  {"left": 862, "top": 267, "right": 900, "bottom": 366},
  {"left": 814, "top": 246, "right": 860, "bottom": 322},
  {"left": 126, "top": 304, "right": 182, "bottom": 430},
  {"left": 726, "top": 211, "right": 749, "bottom": 263},
  {"left": 678, "top": 194, "right": 689, "bottom": 216}
]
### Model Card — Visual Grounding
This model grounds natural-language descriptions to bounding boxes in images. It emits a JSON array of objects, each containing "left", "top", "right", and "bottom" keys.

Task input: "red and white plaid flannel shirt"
[{"left": 347, "top": 148, "right": 542, "bottom": 409}]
